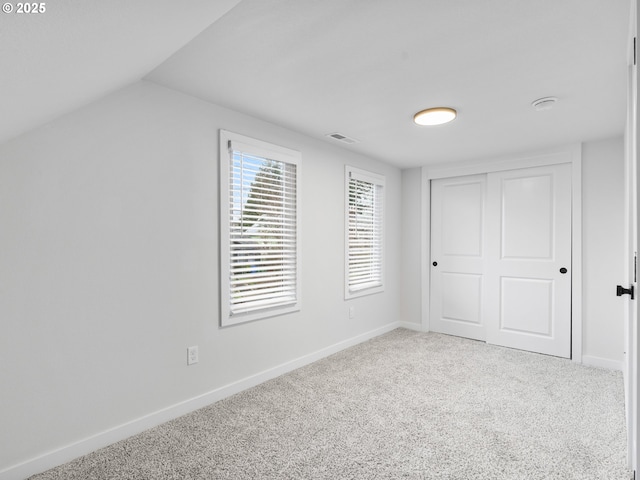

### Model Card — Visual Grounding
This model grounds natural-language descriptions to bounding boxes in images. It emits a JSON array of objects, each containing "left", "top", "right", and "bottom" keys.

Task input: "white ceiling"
[
  {"left": 0, "top": 0, "right": 241, "bottom": 144},
  {"left": 1, "top": 1, "right": 632, "bottom": 168}
]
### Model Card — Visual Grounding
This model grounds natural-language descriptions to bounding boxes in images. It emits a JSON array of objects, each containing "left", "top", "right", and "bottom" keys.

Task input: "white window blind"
[
  {"left": 346, "top": 166, "right": 385, "bottom": 298},
  {"left": 220, "top": 131, "right": 301, "bottom": 326}
]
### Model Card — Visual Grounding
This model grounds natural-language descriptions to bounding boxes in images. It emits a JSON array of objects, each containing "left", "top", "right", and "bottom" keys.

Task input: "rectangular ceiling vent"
[{"left": 326, "top": 132, "right": 359, "bottom": 144}]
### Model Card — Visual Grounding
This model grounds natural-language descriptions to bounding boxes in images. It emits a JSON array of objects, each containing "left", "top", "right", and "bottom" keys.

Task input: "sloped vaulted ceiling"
[{"left": 0, "top": 0, "right": 241, "bottom": 144}]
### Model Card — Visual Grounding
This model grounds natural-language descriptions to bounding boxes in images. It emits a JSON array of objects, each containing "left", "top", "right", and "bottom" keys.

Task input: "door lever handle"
[{"left": 616, "top": 285, "right": 635, "bottom": 300}]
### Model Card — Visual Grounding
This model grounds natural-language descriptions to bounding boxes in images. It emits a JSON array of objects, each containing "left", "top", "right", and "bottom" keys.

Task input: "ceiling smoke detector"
[{"left": 531, "top": 97, "right": 558, "bottom": 111}]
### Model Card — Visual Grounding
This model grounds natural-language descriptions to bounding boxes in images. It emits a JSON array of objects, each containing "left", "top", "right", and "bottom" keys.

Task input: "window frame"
[
  {"left": 345, "top": 165, "right": 385, "bottom": 299},
  {"left": 219, "top": 130, "right": 302, "bottom": 326}
]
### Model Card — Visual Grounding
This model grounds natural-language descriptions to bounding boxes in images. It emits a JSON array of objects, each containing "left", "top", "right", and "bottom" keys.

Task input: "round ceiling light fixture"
[
  {"left": 413, "top": 107, "right": 457, "bottom": 126},
  {"left": 531, "top": 96, "right": 558, "bottom": 111}
]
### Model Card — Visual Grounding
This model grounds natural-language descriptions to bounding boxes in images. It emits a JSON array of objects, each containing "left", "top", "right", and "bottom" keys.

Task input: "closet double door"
[{"left": 430, "top": 163, "right": 572, "bottom": 358}]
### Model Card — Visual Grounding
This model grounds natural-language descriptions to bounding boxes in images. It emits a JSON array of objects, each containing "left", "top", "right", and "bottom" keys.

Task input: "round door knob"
[
  {"left": 560, "top": 267, "right": 567, "bottom": 274},
  {"left": 432, "top": 261, "right": 438, "bottom": 267}
]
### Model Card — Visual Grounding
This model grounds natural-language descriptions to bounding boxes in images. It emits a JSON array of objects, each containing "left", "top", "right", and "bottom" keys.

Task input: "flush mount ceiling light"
[
  {"left": 531, "top": 96, "right": 558, "bottom": 111},
  {"left": 413, "top": 107, "right": 457, "bottom": 126}
]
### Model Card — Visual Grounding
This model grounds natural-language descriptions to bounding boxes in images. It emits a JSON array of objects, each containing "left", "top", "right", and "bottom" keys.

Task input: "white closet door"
[
  {"left": 484, "top": 163, "right": 572, "bottom": 358},
  {"left": 430, "top": 174, "right": 488, "bottom": 341}
]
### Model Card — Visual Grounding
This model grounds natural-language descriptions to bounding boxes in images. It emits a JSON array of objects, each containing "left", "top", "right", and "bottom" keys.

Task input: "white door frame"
[
  {"left": 625, "top": 57, "right": 638, "bottom": 472},
  {"left": 625, "top": 0, "right": 639, "bottom": 472},
  {"left": 420, "top": 145, "right": 583, "bottom": 362}
]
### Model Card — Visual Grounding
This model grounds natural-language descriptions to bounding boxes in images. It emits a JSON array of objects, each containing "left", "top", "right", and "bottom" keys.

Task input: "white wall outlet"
[
  {"left": 349, "top": 306, "right": 355, "bottom": 319},
  {"left": 187, "top": 346, "right": 199, "bottom": 365}
]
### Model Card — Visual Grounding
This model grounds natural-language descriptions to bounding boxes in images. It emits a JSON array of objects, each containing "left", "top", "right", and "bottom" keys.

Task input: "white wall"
[
  {"left": 0, "top": 81, "right": 402, "bottom": 477},
  {"left": 582, "top": 136, "right": 626, "bottom": 369},
  {"left": 400, "top": 168, "right": 423, "bottom": 327}
]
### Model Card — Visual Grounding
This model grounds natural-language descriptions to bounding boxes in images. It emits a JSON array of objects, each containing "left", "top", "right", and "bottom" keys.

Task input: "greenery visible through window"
[
  {"left": 220, "top": 131, "right": 300, "bottom": 326},
  {"left": 346, "top": 166, "right": 385, "bottom": 298}
]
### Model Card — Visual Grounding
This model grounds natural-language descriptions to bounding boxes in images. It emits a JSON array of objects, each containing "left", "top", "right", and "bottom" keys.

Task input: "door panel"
[
  {"left": 501, "top": 174, "right": 553, "bottom": 259},
  {"left": 485, "top": 163, "right": 572, "bottom": 358},
  {"left": 441, "top": 273, "right": 482, "bottom": 324},
  {"left": 430, "top": 175, "right": 487, "bottom": 341},
  {"left": 442, "top": 182, "right": 484, "bottom": 256},
  {"left": 500, "top": 277, "right": 553, "bottom": 336}
]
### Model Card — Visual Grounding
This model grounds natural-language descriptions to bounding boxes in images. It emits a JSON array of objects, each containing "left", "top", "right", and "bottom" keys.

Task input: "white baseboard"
[
  {"left": 0, "top": 322, "right": 401, "bottom": 480},
  {"left": 582, "top": 354, "right": 624, "bottom": 372},
  {"left": 398, "top": 321, "right": 425, "bottom": 332}
]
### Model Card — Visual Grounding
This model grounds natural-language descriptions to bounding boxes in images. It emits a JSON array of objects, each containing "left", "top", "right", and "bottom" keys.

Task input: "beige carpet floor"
[{"left": 29, "top": 329, "right": 630, "bottom": 479}]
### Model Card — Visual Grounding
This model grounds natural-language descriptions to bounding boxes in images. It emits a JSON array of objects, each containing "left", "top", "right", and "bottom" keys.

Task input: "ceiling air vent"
[{"left": 326, "top": 132, "right": 359, "bottom": 144}]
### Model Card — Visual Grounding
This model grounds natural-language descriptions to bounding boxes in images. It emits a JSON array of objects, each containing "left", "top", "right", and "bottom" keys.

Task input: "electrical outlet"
[
  {"left": 349, "top": 306, "right": 355, "bottom": 319},
  {"left": 187, "top": 346, "right": 199, "bottom": 365}
]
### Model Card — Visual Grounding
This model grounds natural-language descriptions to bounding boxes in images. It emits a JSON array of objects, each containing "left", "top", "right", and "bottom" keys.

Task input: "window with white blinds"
[
  {"left": 345, "top": 166, "right": 385, "bottom": 298},
  {"left": 220, "top": 131, "right": 301, "bottom": 326}
]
